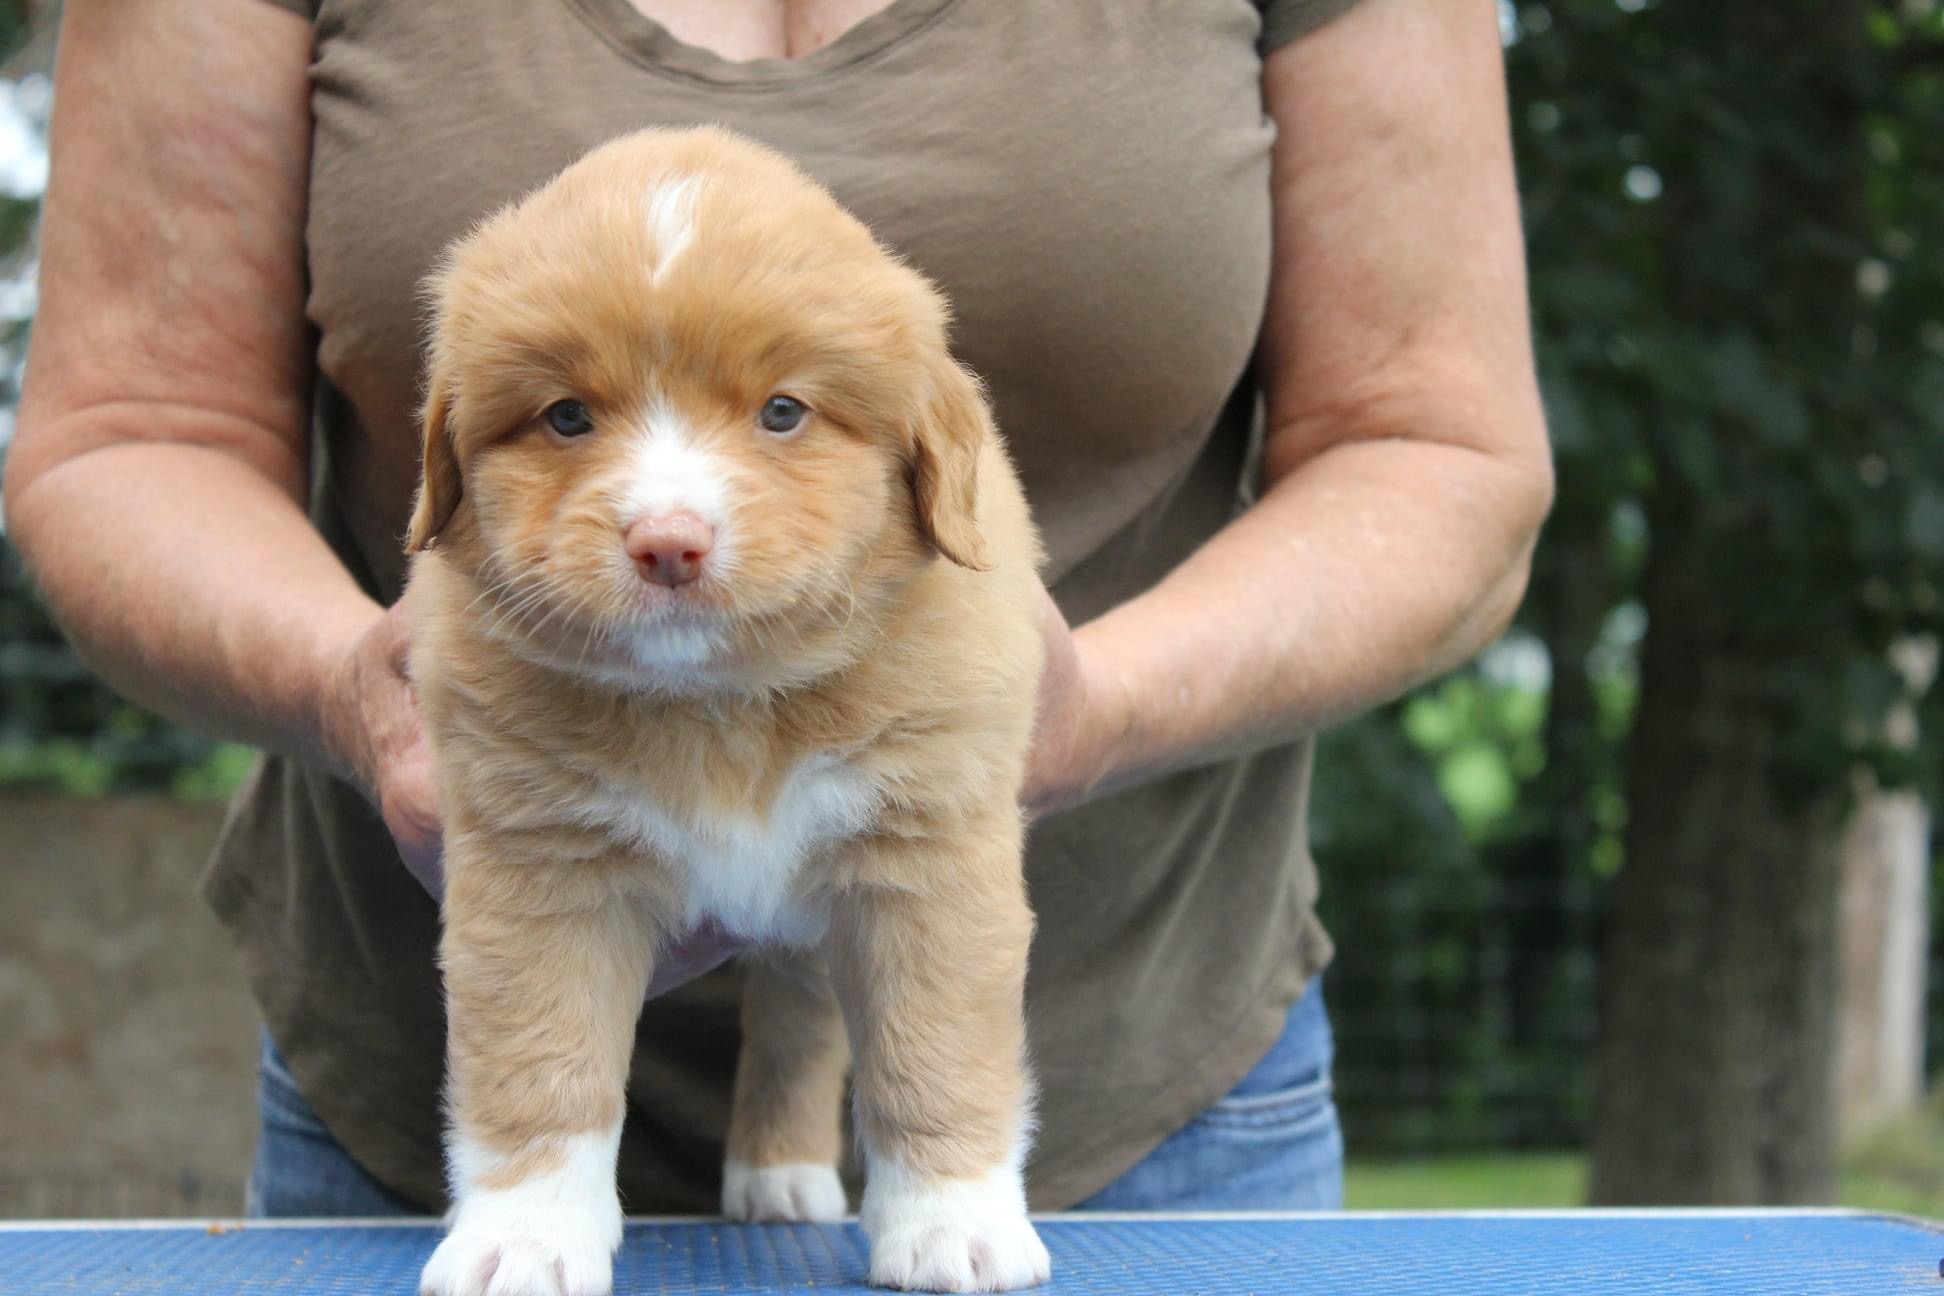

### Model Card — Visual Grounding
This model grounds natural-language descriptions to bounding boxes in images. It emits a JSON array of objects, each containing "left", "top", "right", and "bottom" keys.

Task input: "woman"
[{"left": 4, "top": 0, "right": 1551, "bottom": 1216}]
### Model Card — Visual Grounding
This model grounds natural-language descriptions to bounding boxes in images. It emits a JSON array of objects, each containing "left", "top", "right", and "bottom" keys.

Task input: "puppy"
[{"left": 406, "top": 127, "right": 1049, "bottom": 1296}]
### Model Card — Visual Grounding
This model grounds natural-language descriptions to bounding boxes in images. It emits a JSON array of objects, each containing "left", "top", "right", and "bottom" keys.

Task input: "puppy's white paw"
[
  {"left": 722, "top": 1159, "right": 848, "bottom": 1222},
  {"left": 418, "top": 1208, "right": 616, "bottom": 1296},
  {"left": 861, "top": 1160, "right": 1050, "bottom": 1292},
  {"left": 424, "top": 1127, "right": 624, "bottom": 1296},
  {"left": 866, "top": 1211, "right": 1050, "bottom": 1292}
]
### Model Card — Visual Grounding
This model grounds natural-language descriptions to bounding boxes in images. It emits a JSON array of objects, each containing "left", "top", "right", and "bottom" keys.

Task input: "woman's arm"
[
  {"left": 1028, "top": 0, "right": 1553, "bottom": 812},
  {"left": 1, "top": 0, "right": 433, "bottom": 863}
]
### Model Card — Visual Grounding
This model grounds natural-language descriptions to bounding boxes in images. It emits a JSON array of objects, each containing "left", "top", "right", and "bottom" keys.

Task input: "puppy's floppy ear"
[
  {"left": 906, "top": 357, "right": 991, "bottom": 571},
  {"left": 405, "top": 352, "right": 460, "bottom": 554}
]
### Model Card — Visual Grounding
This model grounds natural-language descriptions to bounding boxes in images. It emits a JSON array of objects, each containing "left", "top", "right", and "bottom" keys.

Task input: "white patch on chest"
[{"left": 579, "top": 753, "right": 879, "bottom": 944}]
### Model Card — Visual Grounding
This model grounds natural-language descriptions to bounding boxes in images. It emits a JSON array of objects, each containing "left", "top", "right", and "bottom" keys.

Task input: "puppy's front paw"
[
  {"left": 862, "top": 1165, "right": 1050, "bottom": 1292},
  {"left": 722, "top": 1159, "right": 847, "bottom": 1222},
  {"left": 419, "top": 1208, "right": 617, "bottom": 1296},
  {"left": 868, "top": 1213, "right": 1050, "bottom": 1293}
]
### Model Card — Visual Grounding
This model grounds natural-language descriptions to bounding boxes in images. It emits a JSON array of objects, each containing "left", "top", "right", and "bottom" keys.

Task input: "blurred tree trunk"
[
  {"left": 1589, "top": 539, "right": 1840, "bottom": 1202},
  {"left": 1588, "top": 0, "right": 1871, "bottom": 1205}
]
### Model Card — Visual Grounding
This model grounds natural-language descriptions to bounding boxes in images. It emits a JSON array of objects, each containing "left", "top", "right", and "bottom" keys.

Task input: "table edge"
[{"left": 2, "top": 1208, "right": 1939, "bottom": 1233}]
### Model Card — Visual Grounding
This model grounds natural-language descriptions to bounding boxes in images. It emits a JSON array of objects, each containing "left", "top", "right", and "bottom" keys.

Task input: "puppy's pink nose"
[{"left": 624, "top": 512, "right": 714, "bottom": 587}]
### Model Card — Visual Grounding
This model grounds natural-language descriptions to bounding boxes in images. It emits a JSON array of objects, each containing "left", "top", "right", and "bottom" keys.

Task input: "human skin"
[{"left": 3, "top": 0, "right": 1551, "bottom": 994}]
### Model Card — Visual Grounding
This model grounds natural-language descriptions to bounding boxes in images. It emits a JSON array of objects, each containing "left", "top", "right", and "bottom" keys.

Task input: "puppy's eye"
[
  {"left": 544, "top": 399, "right": 595, "bottom": 438},
  {"left": 758, "top": 395, "right": 808, "bottom": 435}
]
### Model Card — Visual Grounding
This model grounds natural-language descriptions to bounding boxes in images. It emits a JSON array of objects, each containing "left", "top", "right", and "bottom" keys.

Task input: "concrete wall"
[{"left": 0, "top": 795, "right": 256, "bottom": 1217}]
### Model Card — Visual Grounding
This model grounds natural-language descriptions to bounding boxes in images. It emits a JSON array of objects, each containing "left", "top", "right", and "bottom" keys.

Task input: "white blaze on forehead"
[
  {"left": 645, "top": 174, "right": 698, "bottom": 282},
  {"left": 622, "top": 396, "right": 733, "bottom": 532}
]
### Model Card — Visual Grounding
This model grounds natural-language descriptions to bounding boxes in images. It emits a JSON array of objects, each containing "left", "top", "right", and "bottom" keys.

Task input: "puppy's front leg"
[
  {"left": 722, "top": 950, "right": 850, "bottom": 1222},
  {"left": 834, "top": 823, "right": 1050, "bottom": 1293},
  {"left": 420, "top": 845, "right": 652, "bottom": 1296}
]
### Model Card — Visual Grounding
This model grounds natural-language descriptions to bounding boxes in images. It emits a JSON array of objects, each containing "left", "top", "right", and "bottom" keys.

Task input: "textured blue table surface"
[{"left": 3, "top": 1211, "right": 1938, "bottom": 1294}]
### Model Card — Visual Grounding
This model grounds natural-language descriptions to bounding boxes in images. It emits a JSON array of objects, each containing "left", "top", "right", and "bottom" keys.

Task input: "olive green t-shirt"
[{"left": 214, "top": 0, "right": 1356, "bottom": 1211}]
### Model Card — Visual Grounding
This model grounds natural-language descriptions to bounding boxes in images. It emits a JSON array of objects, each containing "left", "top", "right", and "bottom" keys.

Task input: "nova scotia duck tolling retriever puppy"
[{"left": 406, "top": 127, "right": 1050, "bottom": 1296}]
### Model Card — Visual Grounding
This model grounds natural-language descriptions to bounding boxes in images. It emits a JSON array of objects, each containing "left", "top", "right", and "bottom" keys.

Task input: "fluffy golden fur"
[{"left": 408, "top": 128, "right": 1048, "bottom": 1295}]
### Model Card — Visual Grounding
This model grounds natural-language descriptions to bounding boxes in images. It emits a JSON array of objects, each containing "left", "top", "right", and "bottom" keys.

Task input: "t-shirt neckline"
[{"left": 564, "top": 0, "right": 964, "bottom": 88}]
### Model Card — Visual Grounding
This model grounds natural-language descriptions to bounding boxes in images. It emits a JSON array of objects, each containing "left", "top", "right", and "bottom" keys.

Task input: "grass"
[
  {"left": 1840, "top": 1088, "right": 1944, "bottom": 1219},
  {"left": 1345, "top": 1155, "right": 1585, "bottom": 1210},
  {"left": 1345, "top": 1093, "right": 1944, "bottom": 1219}
]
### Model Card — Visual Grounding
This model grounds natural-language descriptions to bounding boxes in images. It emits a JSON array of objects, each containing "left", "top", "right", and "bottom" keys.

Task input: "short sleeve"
[{"left": 1257, "top": 0, "right": 1367, "bottom": 51}]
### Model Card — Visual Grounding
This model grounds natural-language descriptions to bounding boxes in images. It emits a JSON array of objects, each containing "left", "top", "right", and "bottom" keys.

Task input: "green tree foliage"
[
  {"left": 1319, "top": 0, "right": 1944, "bottom": 1157},
  {"left": 1520, "top": 0, "right": 1944, "bottom": 793}
]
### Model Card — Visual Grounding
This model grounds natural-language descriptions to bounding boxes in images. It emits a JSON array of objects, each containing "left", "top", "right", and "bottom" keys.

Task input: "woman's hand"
[
  {"left": 324, "top": 589, "right": 445, "bottom": 896},
  {"left": 322, "top": 589, "right": 746, "bottom": 991},
  {"left": 1021, "top": 587, "right": 1130, "bottom": 819}
]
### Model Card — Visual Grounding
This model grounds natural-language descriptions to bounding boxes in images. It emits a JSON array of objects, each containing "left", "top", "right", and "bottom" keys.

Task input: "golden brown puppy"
[{"left": 407, "top": 128, "right": 1048, "bottom": 1296}]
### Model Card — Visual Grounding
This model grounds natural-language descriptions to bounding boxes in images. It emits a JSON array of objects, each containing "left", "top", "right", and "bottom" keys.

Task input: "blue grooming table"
[{"left": 3, "top": 1210, "right": 1938, "bottom": 1293}]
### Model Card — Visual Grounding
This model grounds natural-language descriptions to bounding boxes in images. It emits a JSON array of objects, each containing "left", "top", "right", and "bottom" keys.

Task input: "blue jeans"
[
  {"left": 244, "top": 1034, "right": 421, "bottom": 1217},
  {"left": 1071, "top": 977, "right": 1344, "bottom": 1211},
  {"left": 246, "top": 980, "right": 1342, "bottom": 1216}
]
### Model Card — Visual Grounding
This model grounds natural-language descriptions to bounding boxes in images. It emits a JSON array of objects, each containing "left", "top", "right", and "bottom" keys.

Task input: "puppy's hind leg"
[
  {"left": 419, "top": 844, "right": 653, "bottom": 1296},
  {"left": 723, "top": 948, "right": 851, "bottom": 1222}
]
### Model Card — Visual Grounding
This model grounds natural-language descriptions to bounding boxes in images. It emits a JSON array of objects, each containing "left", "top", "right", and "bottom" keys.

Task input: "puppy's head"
[{"left": 409, "top": 127, "right": 990, "bottom": 687}]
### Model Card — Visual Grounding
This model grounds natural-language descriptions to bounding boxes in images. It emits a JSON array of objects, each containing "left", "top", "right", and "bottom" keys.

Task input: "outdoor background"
[{"left": 3, "top": 0, "right": 1943, "bottom": 1218}]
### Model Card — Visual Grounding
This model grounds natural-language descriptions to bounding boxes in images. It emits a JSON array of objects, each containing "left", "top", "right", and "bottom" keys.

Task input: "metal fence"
[{"left": 1314, "top": 716, "right": 1943, "bottom": 1154}]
